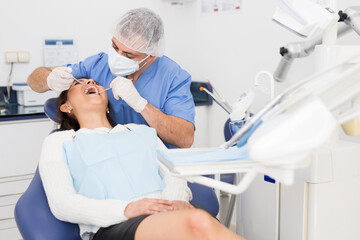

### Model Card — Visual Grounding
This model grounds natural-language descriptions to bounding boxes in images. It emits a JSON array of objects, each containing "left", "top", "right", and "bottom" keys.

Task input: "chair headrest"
[{"left": 44, "top": 98, "right": 60, "bottom": 123}]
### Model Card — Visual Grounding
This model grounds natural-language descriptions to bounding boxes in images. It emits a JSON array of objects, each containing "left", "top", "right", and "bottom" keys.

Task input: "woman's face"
[{"left": 61, "top": 78, "right": 109, "bottom": 116}]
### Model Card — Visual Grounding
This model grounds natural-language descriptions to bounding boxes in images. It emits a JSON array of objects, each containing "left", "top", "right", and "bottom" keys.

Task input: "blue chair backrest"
[
  {"left": 15, "top": 98, "right": 219, "bottom": 240},
  {"left": 43, "top": 97, "right": 59, "bottom": 123}
]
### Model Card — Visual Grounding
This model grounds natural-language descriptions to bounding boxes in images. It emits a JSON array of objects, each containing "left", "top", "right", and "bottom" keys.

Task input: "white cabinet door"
[
  {"left": 0, "top": 119, "right": 55, "bottom": 240},
  {"left": 0, "top": 119, "right": 54, "bottom": 177}
]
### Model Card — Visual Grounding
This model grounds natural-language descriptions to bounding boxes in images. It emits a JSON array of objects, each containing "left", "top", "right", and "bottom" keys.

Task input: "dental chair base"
[{"left": 237, "top": 140, "right": 360, "bottom": 240}]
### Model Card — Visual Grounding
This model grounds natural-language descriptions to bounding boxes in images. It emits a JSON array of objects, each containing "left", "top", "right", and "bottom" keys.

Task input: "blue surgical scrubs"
[{"left": 65, "top": 52, "right": 195, "bottom": 148}]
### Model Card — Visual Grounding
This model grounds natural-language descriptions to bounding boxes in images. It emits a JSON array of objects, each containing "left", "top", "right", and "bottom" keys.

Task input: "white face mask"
[{"left": 108, "top": 47, "right": 150, "bottom": 77}]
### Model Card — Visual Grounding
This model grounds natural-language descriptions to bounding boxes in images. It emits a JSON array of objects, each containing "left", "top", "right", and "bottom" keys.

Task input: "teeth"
[{"left": 84, "top": 86, "right": 99, "bottom": 95}]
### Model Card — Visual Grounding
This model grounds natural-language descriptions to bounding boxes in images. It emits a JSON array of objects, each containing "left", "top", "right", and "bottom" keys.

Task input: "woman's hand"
[
  {"left": 124, "top": 198, "right": 174, "bottom": 218},
  {"left": 171, "top": 201, "right": 195, "bottom": 211}
]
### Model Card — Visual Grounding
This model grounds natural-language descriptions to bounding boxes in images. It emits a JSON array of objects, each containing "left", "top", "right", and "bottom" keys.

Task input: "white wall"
[
  {"left": 1, "top": 0, "right": 359, "bottom": 147},
  {"left": 0, "top": 0, "right": 160, "bottom": 84}
]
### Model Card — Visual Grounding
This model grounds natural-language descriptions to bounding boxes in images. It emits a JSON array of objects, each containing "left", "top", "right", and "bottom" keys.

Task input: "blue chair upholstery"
[
  {"left": 188, "top": 182, "right": 219, "bottom": 217},
  {"left": 15, "top": 98, "right": 219, "bottom": 239},
  {"left": 14, "top": 168, "right": 81, "bottom": 240},
  {"left": 43, "top": 97, "right": 59, "bottom": 123}
]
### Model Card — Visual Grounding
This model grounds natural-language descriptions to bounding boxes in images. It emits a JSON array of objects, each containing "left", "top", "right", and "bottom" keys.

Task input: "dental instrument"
[
  {"left": 97, "top": 87, "right": 112, "bottom": 94},
  {"left": 73, "top": 77, "right": 111, "bottom": 94},
  {"left": 210, "top": 81, "right": 232, "bottom": 110},
  {"left": 274, "top": 5, "right": 360, "bottom": 82},
  {"left": 200, "top": 87, "right": 232, "bottom": 114},
  {"left": 72, "top": 77, "right": 86, "bottom": 86},
  {"left": 200, "top": 85, "right": 254, "bottom": 121},
  {"left": 274, "top": 23, "right": 351, "bottom": 82}
]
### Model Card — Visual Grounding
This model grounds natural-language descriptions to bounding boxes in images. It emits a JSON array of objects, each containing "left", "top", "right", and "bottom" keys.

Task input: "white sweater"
[{"left": 39, "top": 124, "right": 192, "bottom": 240}]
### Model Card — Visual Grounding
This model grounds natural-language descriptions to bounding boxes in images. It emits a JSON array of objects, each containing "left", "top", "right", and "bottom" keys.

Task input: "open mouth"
[{"left": 84, "top": 86, "right": 99, "bottom": 95}]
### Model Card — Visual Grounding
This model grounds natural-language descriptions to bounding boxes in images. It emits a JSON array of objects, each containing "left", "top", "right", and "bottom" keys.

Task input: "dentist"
[{"left": 27, "top": 8, "right": 195, "bottom": 148}]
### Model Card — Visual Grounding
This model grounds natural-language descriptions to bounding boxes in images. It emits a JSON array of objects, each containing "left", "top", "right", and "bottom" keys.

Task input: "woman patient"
[{"left": 39, "top": 78, "right": 245, "bottom": 240}]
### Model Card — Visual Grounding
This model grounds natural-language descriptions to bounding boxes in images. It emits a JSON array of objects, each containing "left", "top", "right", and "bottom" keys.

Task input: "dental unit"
[{"left": 158, "top": 2, "right": 360, "bottom": 239}]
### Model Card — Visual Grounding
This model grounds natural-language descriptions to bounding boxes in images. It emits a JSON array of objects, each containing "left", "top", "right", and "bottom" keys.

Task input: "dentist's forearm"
[
  {"left": 141, "top": 104, "right": 194, "bottom": 148},
  {"left": 27, "top": 67, "right": 55, "bottom": 93}
]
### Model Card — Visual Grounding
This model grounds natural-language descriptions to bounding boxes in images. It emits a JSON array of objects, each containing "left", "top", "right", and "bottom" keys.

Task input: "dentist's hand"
[
  {"left": 46, "top": 67, "right": 74, "bottom": 92},
  {"left": 110, "top": 76, "right": 148, "bottom": 113}
]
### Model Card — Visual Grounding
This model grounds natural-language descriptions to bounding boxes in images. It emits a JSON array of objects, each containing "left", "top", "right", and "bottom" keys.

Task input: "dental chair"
[{"left": 14, "top": 98, "right": 219, "bottom": 240}]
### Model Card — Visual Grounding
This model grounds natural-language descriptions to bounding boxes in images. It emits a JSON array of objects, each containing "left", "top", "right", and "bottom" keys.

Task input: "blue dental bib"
[{"left": 63, "top": 126, "right": 165, "bottom": 201}]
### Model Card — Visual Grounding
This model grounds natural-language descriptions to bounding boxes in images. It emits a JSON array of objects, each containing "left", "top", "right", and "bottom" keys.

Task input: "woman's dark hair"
[{"left": 56, "top": 82, "right": 115, "bottom": 131}]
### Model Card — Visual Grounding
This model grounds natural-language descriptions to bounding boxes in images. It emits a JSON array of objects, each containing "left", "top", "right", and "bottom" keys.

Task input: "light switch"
[
  {"left": 5, "top": 51, "right": 18, "bottom": 63},
  {"left": 18, "top": 51, "right": 30, "bottom": 63}
]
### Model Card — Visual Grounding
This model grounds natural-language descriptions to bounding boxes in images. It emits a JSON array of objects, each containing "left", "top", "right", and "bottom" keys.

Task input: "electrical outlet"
[
  {"left": 5, "top": 51, "right": 18, "bottom": 63},
  {"left": 4, "top": 51, "right": 30, "bottom": 64},
  {"left": 18, "top": 51, "right": 30, "bottom": 63}
]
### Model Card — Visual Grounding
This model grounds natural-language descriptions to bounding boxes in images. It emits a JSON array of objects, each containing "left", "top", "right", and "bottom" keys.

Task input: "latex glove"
[
  {"left": 46, "top": 67, "right": 74, "bottom": 92},
  {"left": 110, "top": 76, "right": 148, "bottom": 113}
]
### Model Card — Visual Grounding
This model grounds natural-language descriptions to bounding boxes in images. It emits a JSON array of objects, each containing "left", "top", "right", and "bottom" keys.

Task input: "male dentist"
[{"left": 27, "top": 8, "right": 195, "bottom": 148}]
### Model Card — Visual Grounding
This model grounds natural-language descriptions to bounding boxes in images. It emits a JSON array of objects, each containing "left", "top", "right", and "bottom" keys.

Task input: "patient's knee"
[{"left": 186, "top": 209, "right": 215, "bottom": 239}]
